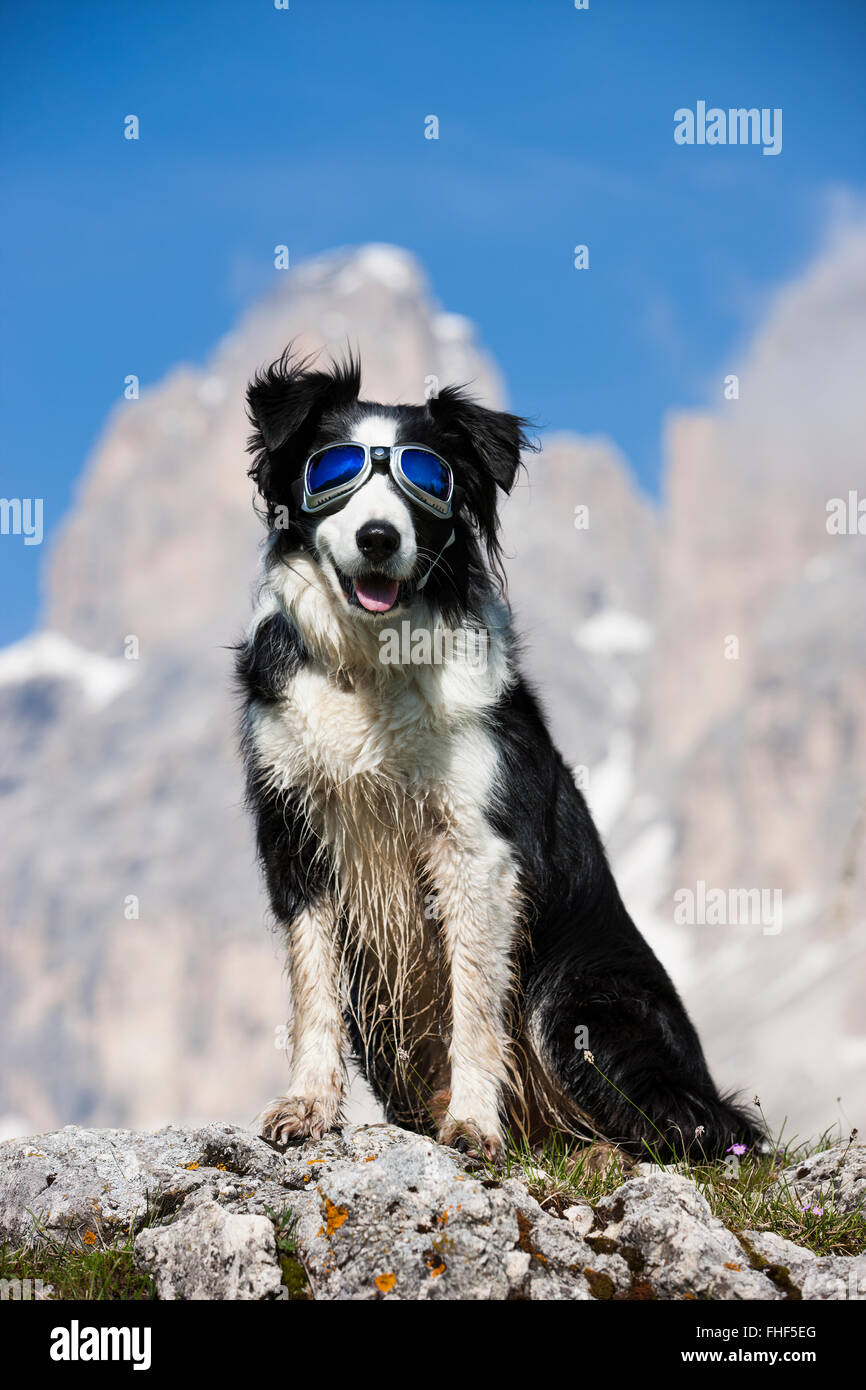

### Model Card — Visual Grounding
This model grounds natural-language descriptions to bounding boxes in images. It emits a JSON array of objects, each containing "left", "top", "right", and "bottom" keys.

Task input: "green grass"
[
  {"left": 498, "top": 1130, "right": 633, "bottom": 1208},
  {"left": 491, "top": 1120, "right": 865, "bottom": 1259},
  {"left": 266, "top": 1205, "right": 313, "bottom": 1300},
  {"left": 0, "top": 1220, "right": 157, "bottom": 1301},
  {"left": 693, "top": 1129, "right": 865, "bottom": 1259},
  {"left": 0, "top": 1181, "right": 193, "bottom": 1301}
]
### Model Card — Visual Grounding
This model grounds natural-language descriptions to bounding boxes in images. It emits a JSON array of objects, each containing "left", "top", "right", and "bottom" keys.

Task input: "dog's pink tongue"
[{"left": 354, "top": 576, "right": 399, "bottom": 612}]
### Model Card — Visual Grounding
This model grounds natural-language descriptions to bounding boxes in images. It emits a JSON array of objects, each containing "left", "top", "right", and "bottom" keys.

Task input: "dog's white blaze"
[
  {"left": 351, "top": 414, "right": 398, "bottom": 447},
  {"left": 249, "top": 553, "right": 522, "bottom": 1144},
  {"left": 315, "top": 472, "right": 418, "bottom": 579}
]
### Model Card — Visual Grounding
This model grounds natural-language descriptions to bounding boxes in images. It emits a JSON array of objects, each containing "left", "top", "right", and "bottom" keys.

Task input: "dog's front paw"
[
  {"left": 438, "top": 1116, "right": 503, "bottom": 1163},
  {"left": 260, "top": 1091, "right": 341, "bottom": 1145}
]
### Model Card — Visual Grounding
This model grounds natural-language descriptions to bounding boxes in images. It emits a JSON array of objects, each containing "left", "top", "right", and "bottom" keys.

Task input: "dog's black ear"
[
  {"left": 428, "top": 385, "right": 535, "bottom": 593},
  {"left": 428, "top": 385, "right": 532, "bottom": 495},
  {"left": 246, "top": 348, "right": 361, "bottom": 509}
]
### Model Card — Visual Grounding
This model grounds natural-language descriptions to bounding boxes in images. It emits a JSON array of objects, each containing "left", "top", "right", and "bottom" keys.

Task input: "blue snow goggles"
[{"left": 300, "top": 443, "right": 455, "bottom": 519}]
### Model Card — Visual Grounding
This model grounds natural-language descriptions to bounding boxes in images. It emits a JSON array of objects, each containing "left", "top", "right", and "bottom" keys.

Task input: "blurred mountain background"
[{"left": 0, "top": 233, "right": 864, "bottom": 1142}]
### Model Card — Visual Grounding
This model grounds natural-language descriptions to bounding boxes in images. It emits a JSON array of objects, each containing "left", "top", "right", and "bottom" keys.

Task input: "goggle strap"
[{"left": 290, "top": 476, "right": 306, "bottom": 508}]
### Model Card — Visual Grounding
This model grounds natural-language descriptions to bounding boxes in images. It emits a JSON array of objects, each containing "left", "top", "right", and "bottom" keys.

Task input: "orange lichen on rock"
[{"left": 323, "top": 1196, "right": 348, "bottom": 1236}]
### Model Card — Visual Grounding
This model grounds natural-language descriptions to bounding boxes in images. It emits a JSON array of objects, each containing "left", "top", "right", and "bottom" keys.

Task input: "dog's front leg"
[
  {"left": 427, "top": 828, "right": 520, "bottom": 1160},
  {"left": 260, "top": 899, "right": 345, "bottom": 1144}
]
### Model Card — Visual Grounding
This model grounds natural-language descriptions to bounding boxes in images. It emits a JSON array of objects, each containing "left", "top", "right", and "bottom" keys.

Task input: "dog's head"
[{"left": 246, "top": 350, "right": 532, "bottom": 621}]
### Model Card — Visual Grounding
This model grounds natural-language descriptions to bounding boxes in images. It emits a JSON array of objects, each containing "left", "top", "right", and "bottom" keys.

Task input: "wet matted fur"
[{"left": 236, "top": 351, "right": 761, "bottom": 1160}]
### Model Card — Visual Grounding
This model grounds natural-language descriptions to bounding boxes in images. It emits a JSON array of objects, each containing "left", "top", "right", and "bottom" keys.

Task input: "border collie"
[{"left": 237, "top": 351, "right": 760, "bottom": 1161}]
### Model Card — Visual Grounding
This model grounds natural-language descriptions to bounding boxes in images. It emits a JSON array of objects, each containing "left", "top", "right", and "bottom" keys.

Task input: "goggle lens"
[
  {"left": 306, "top": 444, "right": 366, "bottom": 495},
  {"left": 398, "top": 447, "right": 451, "bottom": 502}
]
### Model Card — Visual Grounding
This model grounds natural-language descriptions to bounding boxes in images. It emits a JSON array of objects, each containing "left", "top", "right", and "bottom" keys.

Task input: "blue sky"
[{"left": 1, "top": 0, "right": 865, "bottom": 644}]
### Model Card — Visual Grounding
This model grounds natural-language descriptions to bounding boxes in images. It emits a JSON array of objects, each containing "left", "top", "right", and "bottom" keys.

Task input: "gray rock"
[
  {"left": 0, "top": 1120, "right": 291, "bottom": 1246},
  {"left": 133, "top": 1200, "right": 283, "bottom": 1301},
  {"left": 799, "top": 1256, "right": 866, "bottom": 1301},
  {"left": 771, "top": 1142, "right": 866, "bottom": 1218},
  {"left": 741, "top": 1229, "right": 866, "bottom": 1301},
  {"left": 594, "top": 1173, "right": 782, "bottom": 1300},
  {"left": 287, "top": 1124, "right": 630, "bottom": 1301},
  {"left": 2, "top": 1121, "right": 864, "bottom": 1300},
  {"left": 563, "top": 1203, "right": 595, "bottom": 1236},
  {"left": 742, "top": 1229, "right": 817, "bottom": 1266}
]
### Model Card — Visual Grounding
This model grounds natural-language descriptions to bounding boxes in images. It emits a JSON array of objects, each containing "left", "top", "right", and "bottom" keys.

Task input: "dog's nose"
[{"left": 356, "top": 520, "right": 401, "bottom": 561}]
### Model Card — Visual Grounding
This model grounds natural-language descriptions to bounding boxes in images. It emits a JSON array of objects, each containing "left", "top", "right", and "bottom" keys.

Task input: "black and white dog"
[{"left": 237, "top": 351, "right": 760, "bottom": 1160}]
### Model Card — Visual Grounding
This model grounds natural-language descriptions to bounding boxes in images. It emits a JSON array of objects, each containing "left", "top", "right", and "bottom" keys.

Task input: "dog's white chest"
[
  {"left": 250, "top": 666, "right": 502, "bottom": 985},
  {"left": 256, "top": 666, "right": 453, "bottom": 791}
]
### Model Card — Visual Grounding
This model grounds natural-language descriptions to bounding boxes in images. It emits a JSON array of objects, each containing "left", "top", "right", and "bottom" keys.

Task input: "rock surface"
[
  {"left": 740, "top": 1229, "right": 866, "bottom": 1302},
  {"left": 772, "top": 1142, "right": 866, "bottom": 1217},
  {"left": 1, "top": 1123, "right": 863, "bottom": 1301},
  {"left": 594, "top": 1172, "right": 779, "bottom": 1301},
  {"left": 134, "top": 1201, "right": 284, "bottom": 1301}
]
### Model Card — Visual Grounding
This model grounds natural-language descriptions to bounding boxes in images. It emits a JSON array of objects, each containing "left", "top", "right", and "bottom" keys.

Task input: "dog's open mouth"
[{"left": 335, "top": 567, "right": 413, "bottom": 615}]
